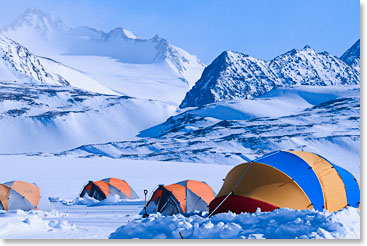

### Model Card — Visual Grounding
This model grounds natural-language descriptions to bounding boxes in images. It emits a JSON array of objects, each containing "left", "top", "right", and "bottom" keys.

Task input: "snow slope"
[
  {"left": 52, "top": 55, "right": 193, "bottom": 105},
  {"left": 58, "top": 86, "right": 360, "bottom": 180},
  {"left": 0, "top": 33, "right": 118, "bottom": 95},
  {"left": 180, "top": 44, "right": 359, "bottom": 108},
  {"left": 0, "top": 81, "right": 176, "bottom": 153},
  {"left": 1, "top": 7, "right": 205, "bottom": 104}
]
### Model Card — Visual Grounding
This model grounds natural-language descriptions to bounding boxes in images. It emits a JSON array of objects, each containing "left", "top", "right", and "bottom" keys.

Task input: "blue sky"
[{"left": 0, "top": 0, "right": 360, "bottom": 64}]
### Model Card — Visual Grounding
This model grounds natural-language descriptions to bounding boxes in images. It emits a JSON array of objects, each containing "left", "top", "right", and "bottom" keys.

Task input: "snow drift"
[
  {"left": 0, "top": 210, "right": 75, "bottom": 239},
  {"left": 109, "top": 207, "right": 360, "bottom": 239}
]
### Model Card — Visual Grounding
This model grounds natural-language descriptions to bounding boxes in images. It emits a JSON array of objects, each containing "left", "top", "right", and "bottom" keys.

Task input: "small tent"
[
  {"left": 209, "top": 150, "right": 360, "bottom": 215},
  {"left": 143, "top": 180, "right": 215, "bottom": 216},
  {"left": 80, "top": 178, "right": 139, "bottom": 201},
  {"left": 0, "top": 181, "right": 52, "bottom": 211}
]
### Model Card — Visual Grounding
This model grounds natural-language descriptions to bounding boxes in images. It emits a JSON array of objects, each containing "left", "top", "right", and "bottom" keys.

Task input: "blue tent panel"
[
  {"left": 332, "top": 164, "right": 360, "bottom": 208},
  {"left": 257, "top": 151, "right": 325, "bottom": 210}
]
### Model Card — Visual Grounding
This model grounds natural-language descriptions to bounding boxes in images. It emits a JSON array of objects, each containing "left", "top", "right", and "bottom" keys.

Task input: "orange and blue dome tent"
[
  {"left": 143, "top": 180, "right": 215, "bottom": 216},
  {"left": 209, "top": 150, "right": 360, "bottom": 215},
  {"left": 0, "top": 181, "right": 51, "bottom": 211},
  {"left": 80, "top": 178, "right": 139, "bottom": 201}
]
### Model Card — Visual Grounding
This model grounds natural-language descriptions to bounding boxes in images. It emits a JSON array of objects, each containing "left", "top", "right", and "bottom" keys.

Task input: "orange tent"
[
  {"left": 144, "top": 180, "right": 215, "bottom": 216},
  {"left": 80, "top": 178, "right": 139, "bottom": 201},
  {"left": 209, "top": 151, "right": 360, "bottom": 215},
  {"left": 0, "top": 181, "right": 51, "bottom": 211}
]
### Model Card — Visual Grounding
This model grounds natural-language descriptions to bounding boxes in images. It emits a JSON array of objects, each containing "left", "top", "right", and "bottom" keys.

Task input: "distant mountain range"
[
  {"left": 1, "top": 7, "right": 204, "bottom": 104},
  {"left": 0, "top": 7, "right": 360, "bottom": 173},
  {"left": 180, "top": 41, "right": 360, "bottom": 108},
  {"left": 2, "top": 7, "right": 204, "bottom": 86}
]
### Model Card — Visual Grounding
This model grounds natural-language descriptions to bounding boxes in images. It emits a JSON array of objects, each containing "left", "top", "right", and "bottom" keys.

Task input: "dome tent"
[
  {"left": 0, "top": 180, "right": 52, "bottom": 211},
  {"left": 209, "top": 150, "right": 360, "bottom": 215},
  {"left": 143, "top": 180, "right": 215, "bottom": 216},
  {"left": 80, "top": 178, "right": 139, "bottom": 201}
]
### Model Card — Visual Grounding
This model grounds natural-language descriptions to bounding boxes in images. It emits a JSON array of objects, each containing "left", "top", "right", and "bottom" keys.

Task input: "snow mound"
[
  {"left": 0, "top": 209, "right": 76, "bottom": 239},
  {"left": 109, "top": 207, "right": 360, "bottom": 239},
  {"left": 56, "top": 195, "right": 99, "bottom": 206},
  {"left": 52, "top": 194, "right": 144, "bottom": 207}
]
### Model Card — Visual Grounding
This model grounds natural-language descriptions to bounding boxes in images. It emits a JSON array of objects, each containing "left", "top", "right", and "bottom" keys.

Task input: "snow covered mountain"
[
  {"left": 180, "top": 45, "right": 359, "bottom": 108},
  {"left": 2, "top": 7, "right": 204, "bottom": 104},
  {"left": 0, "top": 34, "right": 118, "bottom": 95},
  {"left": 52, "top": 86, "right": 360, "bottom": 179},
  {"left": 340, "top": 39, "right": 360, "bottom": 72},
  {"left": 0, "top": 29, "right": 178, "bottom": 154}
]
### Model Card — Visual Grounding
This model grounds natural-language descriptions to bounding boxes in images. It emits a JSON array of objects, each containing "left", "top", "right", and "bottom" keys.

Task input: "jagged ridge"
[{"left": 180, "top": 44, "right": 360, "bottom": 108}]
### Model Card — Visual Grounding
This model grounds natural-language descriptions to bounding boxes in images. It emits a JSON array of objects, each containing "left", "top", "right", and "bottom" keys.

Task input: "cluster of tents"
[{"left": 0, "top": 151, "right": 360, "bottom": 216}]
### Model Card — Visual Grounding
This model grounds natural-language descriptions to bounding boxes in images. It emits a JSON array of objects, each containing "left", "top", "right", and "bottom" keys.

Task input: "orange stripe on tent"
[
  {"left": 94, "top": 181, "right": 110, "bottom": 196},
  {"left": 108, "top": 178, "right": 131, "bottom": 198},
  {"left": 287, "top": 151, "right": 348, "bottom": 212},
  {"left": 11, "top": 181, "right": 40, "bottom": 207},
  {"left": 164, "top": 184, "right": 187, "bottom": 213},
  {"left": 186, "top": 180, "right": 215, "bottom": 205},
  {"left": 0, "top": 184, "right": 10, "bottom": 210}
]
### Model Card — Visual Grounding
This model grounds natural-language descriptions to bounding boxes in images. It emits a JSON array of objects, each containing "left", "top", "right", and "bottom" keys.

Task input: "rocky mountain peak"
[{"left": 180, "top": 43, "right": 360, "bottom": 108}]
